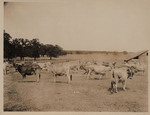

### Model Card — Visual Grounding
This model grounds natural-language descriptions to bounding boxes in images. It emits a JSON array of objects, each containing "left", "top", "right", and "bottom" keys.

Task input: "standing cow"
[
  {"left": 47, "top": 62, "right": 72, "bottom": 84},
  {"left": 3, "top": 61, "right": 9, "bottom": 75},
  {"left": 110, "top": 66, "right": 134, "bottom": 93},
  {"left": 17, "top": 64, "right": 36, "bottom": 79}
]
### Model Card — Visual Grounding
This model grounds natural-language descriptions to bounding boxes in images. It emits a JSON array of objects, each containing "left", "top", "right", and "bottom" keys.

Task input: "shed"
[{"left": 124, "top": 50, "right": 148, "bottom": 64}]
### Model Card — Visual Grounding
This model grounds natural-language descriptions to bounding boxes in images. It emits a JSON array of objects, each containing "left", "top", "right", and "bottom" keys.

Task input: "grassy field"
[{"left": 4, "top": 53, "right": 148, "bottom": 112}]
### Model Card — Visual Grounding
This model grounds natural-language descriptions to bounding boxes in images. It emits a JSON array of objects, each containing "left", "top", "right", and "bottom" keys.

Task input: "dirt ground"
[{"left": 4, "top": 54, "right": 148, "bottom": 112}]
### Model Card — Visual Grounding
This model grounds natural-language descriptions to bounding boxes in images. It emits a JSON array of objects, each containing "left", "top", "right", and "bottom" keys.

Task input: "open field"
[{"left": 4, "top": 53, "right": 148, "bottom": 112}]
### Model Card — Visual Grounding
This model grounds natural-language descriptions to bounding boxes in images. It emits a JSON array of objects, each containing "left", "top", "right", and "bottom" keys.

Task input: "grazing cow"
[
  {"left": 79, "top": 62, "right": 91, "bottom": 75},
  {"left": 69, "top": 60, "right": 80, "bottom": 71},
  {"left": 87, "top": 65, "right": 111, "bottom": 79},
  {"left": 122, "top": 62, "right": 146, "bottom": 75},
  {"left": 130, "top": 63, "right": 146, "bottom": 75},
  {"left": 47, "top": 62, "right": 72, "bottom": 84},
  {"left": 102, "top": 61, "right": 110, "bottom": 67},
  {"left": 110, "top": 66, "right": 134, "bottom": 93}
]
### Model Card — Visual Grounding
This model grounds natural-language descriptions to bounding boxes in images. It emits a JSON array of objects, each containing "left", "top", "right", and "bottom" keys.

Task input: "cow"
[
  {"left": 79, "top": 62, "right": 91, "bottom": 75},
  {"left": 69, "top": 60, "right": 80, "bottom": 71},
  {"left": 130, "top": 63, "right": 146, "bottom": 75},
  {"left": 3, "top": 61, "right": 9, "bottom": 75},
  {"left": 17, "top": 64, "right": 36, "bottom": 79},
  {"left": 33, "top": 62, "right": 51, "bottom": 71},
  {"left": 102, "top": 61, "right": 110, "bottom": 67},
  {"left": 16, "top": 63, "right": 42, "bottom": 82},
  {"left": 110, "top": 66, "right": 135, "bottom": 93},
  {"left": 121, "top": 62, "right": 146, "bottom": 75},
  {"left": 47, "top": 62, "right": 72, "bottom": 84},
  {"left": 87, "top": 65, "right": 111, "bottom": 79}
]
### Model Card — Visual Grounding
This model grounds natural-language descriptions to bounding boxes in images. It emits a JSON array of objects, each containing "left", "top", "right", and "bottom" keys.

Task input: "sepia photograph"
[{"left": 1, "top": 0, "right": 150, "bottom": 114}]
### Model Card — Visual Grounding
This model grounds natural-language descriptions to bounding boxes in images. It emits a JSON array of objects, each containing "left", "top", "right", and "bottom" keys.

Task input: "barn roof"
[{"left": 124, "top": 50, "right": 148, "bottom": 62}]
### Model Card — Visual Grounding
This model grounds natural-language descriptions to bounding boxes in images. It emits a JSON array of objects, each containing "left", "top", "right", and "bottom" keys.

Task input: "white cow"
[
  {"left": 32, "top": 62, "right": 51, "bottom": 71},
  {"left": 69, "top": 60, "right": 80, "bottom": 71},
  {"left": 132, "top": 63, "right": 146, "bottom": 75},
  {"left": 47, "top": 62, "right": 72, "bottom": 83},
  {"left": 3, "top": 61, "right": 9, "bottom": 75},
  {"left": 79, "top": 61, "right": 92, "bottom": 75},
  {"left": 87, "top": 65, "right": 111, "bottom": 79},
  {"left": 122, "top": 62, "right": 146, "bottom": 75},
  {"left": 110, "top": 66, "right": 134, "bottom": 93}
]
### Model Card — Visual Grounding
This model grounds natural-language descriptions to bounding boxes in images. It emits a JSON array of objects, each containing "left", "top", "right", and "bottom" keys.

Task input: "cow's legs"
[
  {"left": 36, "top": 73, "right": 40, "bottom": 82},
  {"left": 99, "top": 75, "right": 102, "bottom": 80},
  {"left": 87, "top": 69, "right": 91, "bottom": 80},
  {"left": 111, "top": 81, "right": 114, "bottom": 92},
  {"left": 143, "top": 70, "right": 145, "bottom": 75},
  {"left": 115, "top": 79, "right": 118, "bottom": 93},
  {"left": 67, "top": 72, "right": 70, "bottom": 84},
  {"left": 22, "top": 73, "right": 26, "bottom": 79},
  {"left": 77, "top": 66, "right": 79, "bottom": 71},
  {"left": 84, "top": 71, "right": 88, "bottom": 74},
  {"left": 54, "top": 75, "right": 57, "bottom": 83},
  {"left": 3, "top": 69, "right": 6, "bottom": 75},
  {"left": 122, "top": 81, "right": 126, "bottom": 91}
]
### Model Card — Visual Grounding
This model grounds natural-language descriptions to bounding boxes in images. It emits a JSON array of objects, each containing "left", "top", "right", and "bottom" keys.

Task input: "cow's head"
[
  {"left": 127, "top": 66, "right": 135, "bottom": 79},
  {"left": 79, "top": 65, "right": 85, "bottom": 70}
]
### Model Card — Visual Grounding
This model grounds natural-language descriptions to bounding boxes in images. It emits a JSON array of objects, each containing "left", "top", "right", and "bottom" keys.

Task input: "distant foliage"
[
  {"left": 3, "top": 31, "right": 67, "bottom": 60},
  {"left": 123, "top": 51, "right": 128, "bottom": 55},
  {"left": 66, "top": 50, "right": 127, "bottom": 55},
  {"left": 113, "top": 51, "right": 118, "bottom": 55}
]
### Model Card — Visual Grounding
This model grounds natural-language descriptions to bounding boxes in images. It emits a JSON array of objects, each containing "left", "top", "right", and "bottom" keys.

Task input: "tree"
[
  {"left": 4, "top": 31, "right": 14, "bottom": 60},
  {"left": 12, "top": 38, "right": 40, "bottom": 60},
  {"left": 46, "top": 44, "right": 55, "bottom": 60},
  {"left": 30, "top": 38, "right": 40, "bottom": 60},
  {"left": 39, "top": 43, "right": 47, "bottom": 57},
  {"left": 4, "top": 31, "right": 67, "bottom": 61},
  {"left": 46, "top": 44, "right": 67, "bottom": 60},
  {"left": 12, "top": 38, "right": 27, "bottom": 60},
  {"left": 23, "top": 39, "right": 32, "bottom": 57}
]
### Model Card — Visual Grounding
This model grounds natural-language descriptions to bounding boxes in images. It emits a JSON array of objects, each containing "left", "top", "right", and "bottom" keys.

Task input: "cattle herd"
[{"left": 3, "top": 59, "right": 146, "bottom": 93}]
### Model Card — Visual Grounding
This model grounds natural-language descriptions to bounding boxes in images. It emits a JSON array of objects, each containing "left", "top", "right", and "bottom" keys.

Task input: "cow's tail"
[
  {"left": 111, "top": 69, "right": 115, "bottom": 78},
  {"left": 39, "top": 74, "right": 41, "bottom": 79}
]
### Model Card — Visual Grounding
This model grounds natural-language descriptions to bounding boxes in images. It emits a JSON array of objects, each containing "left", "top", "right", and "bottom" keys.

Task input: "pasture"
[{"left": 4, "top": 53, "right": 148, "bottom": 112}]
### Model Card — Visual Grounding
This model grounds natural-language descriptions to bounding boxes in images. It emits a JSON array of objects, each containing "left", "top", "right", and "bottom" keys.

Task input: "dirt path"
[{"left": 4, "top": 67, "right": 148, "bottom": 112}]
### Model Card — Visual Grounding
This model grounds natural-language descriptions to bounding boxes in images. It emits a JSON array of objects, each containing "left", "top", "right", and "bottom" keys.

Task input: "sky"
[{"left": 4, "top": 0, "right": 150, "bottom": 52}]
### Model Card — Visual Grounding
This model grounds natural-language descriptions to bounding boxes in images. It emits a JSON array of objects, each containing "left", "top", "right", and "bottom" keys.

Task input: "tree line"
[{"left": 4, "top": 31, "right": 67, "bottom": 61}]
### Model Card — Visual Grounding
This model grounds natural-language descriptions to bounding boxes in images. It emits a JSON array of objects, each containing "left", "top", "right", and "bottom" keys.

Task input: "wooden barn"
[{"left": 124, "top": 50, "right": 148, "bottom": 64}]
